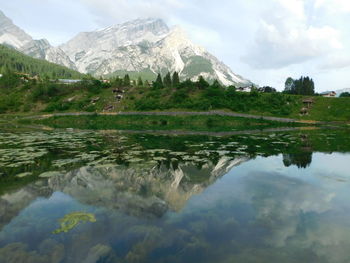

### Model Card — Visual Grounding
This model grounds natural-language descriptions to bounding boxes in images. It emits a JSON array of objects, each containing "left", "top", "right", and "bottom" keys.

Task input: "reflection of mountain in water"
[{"left": 0, "top": 156, "right": 249, "bottom": 230}]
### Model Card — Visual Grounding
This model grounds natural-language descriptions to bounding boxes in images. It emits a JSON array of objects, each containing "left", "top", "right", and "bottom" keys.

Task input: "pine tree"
[
  {"left": 137, "top": 76, "right": 143, "bottom": 87},
  {"left": 172, "top": 71, "right": 180, "bottom": 86},
  {"left": 163, "top": 72, "right": 172, "bottom": 87},
  {"left": 153, "top": 73, "right": 163, "bottom": 89},
  {"left": 197, "top": 76, "right": 209, "bottom": 89},
  {"left": 123, "top": 74, "right": 130, "bottom": 86}
]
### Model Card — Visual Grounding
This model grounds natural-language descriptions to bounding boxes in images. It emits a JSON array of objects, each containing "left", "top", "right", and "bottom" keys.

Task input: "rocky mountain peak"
[
  {"left": 111, "top": 18, "right": 169, "bottom": 35},
  {"left": 0, "top": 10, "right": 32, "bottom": 49},
  {"left": 0, "top": 11, "right": 252, "bottom": 86},
  {"left": 0, "top": 10, "right": 76, "bottom": 69}
]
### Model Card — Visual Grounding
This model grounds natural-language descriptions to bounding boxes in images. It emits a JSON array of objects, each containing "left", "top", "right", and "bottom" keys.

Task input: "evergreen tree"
[
  {"left": 123, "top": 74, "right": 130, "bottom": 86},
  {"left": 137, "top": 76, "right": 143, "bottom": 87},
  {"left": 197, "top": 76, "right": 209, "bottom": 89},
  {"left": 284, "top": 76, "right": 314, "bottom": 95},
  {"left": 153, "top": 73, "right": 163, "bottom": 89},
  {"left": 163, "top": 72, "right": 172, "bottom": 87},
  {"left": 0, "top": 44, "right": 82, "bottom": 79},
  {"left": 211, "top": 79, "right": 222, "bottom": 89},
  {"left": 172, "top": 71, "right": 180, "bottom": 86}
]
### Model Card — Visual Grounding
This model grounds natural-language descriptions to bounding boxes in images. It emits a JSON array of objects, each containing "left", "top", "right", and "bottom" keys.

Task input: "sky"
[{"left": 1, "top": 0, "right": 350, "bottom": 92}]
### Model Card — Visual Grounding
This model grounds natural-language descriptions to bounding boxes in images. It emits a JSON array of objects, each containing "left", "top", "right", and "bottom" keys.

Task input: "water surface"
[{"left": 0, "top": 128, "right": 349, "bottom": 263}]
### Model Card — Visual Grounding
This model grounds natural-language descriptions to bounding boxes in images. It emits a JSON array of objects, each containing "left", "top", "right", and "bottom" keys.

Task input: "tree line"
[
  {"left": 284, "top": 76, "right": 315, "bottom": 95},
  {"left": 0, "top": 44, "right": 83, "bottom": 80}
]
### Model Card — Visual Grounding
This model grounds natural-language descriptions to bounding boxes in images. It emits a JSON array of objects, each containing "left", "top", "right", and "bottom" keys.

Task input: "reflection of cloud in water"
[
  {"left": 243, "top": 172, "right": 335, "bottom": 247},
  {"left": 0, "top": 240, "right": 64, "bottom": 263},
  {"left": 1, "top": 152, "right": 350, "bottom": 262}
]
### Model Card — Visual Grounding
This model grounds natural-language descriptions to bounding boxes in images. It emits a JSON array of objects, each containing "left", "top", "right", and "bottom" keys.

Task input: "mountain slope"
[
  {"left": 61, "top": 19, "right": 251, "bottom": 86},
  {"left": 0, "top": 44, "right": 83, "bottom": 78},
  {"left": 0, "top": 10, "right": 76, "bottom": 70},
  {"left": 0, "top": 10, "right": 252, "bottom": 86}
]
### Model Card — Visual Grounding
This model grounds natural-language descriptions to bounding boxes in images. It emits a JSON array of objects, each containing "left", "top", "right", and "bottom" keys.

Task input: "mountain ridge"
[{"left": 0, "top": 11, "right": 251, "bottom": 86}]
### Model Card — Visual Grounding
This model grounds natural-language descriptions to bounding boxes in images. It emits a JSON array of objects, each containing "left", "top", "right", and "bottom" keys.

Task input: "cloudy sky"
[{"left": 2, "top": 0, "right": 350, "bottom": 91}]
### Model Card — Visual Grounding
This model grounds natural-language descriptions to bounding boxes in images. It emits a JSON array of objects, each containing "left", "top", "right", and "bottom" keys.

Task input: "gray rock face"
[
  {"left": 0, "top": 10, "right": 251, "bottom": 86},
  {"left": 0, "top": 10, "right": 32, "bottom": 49},
  {"left": 61, "top": 19, "right": 251, "bottom": 86},
  {"left": 0, "top": 10, "right": 76, "bottom": 69}
]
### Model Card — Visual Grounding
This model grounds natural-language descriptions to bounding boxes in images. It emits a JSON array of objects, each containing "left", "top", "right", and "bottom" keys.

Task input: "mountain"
[
  {"left": 61, "top": 18, "right": 251, "bottom": 86},
  {"left": 0, "top": 10, "right": 76, "bottom": 70},
  {"left": 0, "top": 44, "right": 83, "bottom": 79},
  {"left": 0, "top": 10, "right": 251, "bottom": 86}
]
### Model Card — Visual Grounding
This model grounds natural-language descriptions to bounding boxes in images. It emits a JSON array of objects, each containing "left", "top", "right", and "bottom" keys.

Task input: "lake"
[{"left": 0, "top": 128, "right": 349, "bottom": 263}]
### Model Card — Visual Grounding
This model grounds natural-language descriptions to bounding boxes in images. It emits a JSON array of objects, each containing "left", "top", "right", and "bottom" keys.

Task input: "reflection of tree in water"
[
  {"left": 283, "top": 133, "right": 313, "bottom": 169},
  {"left": 283, "top": 152, "right": 313, "bottom": 169}
]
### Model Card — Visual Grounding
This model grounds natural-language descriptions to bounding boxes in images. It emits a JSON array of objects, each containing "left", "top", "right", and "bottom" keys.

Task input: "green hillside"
[
  {"left": 0, "top": 59, "right": 349, "bottom": 123},
  {"left": 0, "top": 44, "right": 83, "bottom": 79}
]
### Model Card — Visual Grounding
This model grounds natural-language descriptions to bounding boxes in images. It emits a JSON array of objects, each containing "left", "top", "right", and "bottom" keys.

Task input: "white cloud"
[
  {"left": 315, "top": 0, "right": 350, "bottom": 13},
  {"left": 243, "top": 0, "right": 342, "bottom": 69},
  {"left": 320, "top": 54, "right": 350, "bottom": 70},
  {"left": 78, "top": 0, "right": 187, "bottom": 26}
]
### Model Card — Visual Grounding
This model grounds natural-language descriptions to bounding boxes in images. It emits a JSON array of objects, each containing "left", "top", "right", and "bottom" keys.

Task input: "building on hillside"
[
  {"left": 58, "top": 79, "right": 82, "bottom": 84},
  {"left": 15, "top": 72, "right": 39, "bottom": 81},
  {"left": 320, "top": 91, "right": 336, "bottom": 97},
  {"left": 237, "top": 86, "right": 252, "bottom": 92},
  {"left": 302, "top": 98, "right": 314, "bottom": 108}
]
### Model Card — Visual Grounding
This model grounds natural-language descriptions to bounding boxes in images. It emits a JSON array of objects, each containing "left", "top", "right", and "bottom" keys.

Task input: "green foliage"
[
  {"left": 197, "top": 76, "right": 210, "bottom": 89},
  {"left": 137, "top": 76, "right": 143, "bottom": 87},
  {"left": 284, "top": 77, "right": 294, "bottom": 92},
  {"left": 0, "top": 44, "right": 83, "bottom": 79},
  {"left": 133, "top": 77, "right": 298, "bottom": 116},
  {"left": 163, "top": 72, "right": 172, "bottom": 87},
  {"left": 153, "top": 73, "right": 164, "bottom": 89},
  {"left": 172, "top": 71, "right": 180, "bottom": 87},
  {"left": 260, "top": 86, "right": 276, "bottom": 93},
  {"left": 123, "top": 74, "right": 131, "bottom": 86},
  {"left": 284, "top": 76, "right": 315, "bottom": 95},
  {"left": 340, "top": 92, "right": 350, "bottom": 97}
]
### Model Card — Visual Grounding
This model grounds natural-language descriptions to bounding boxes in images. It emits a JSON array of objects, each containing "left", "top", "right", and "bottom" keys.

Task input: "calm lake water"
[{"left": 0, "top": 128, "right": 350, "bottom": 263}]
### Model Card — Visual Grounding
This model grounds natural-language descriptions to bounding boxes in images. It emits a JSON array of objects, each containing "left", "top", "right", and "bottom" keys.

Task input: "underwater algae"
[{"left": 52, "top": 212, "right": 96, "bottom": 234}]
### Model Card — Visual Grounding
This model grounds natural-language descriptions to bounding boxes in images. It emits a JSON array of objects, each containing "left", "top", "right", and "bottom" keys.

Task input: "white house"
[
  {"left": 237, "top": 86, "right": 252, "bottom": 92},
  {"left": 58, "top": 79, "right": 82, "bottom": 84},
  {"left": 320, "top": 91, "right": 336, "bottom": 97}
]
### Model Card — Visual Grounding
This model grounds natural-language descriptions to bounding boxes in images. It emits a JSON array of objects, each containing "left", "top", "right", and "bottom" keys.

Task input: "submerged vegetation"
[
  {"left": 1, "top": 127, "right": 350, "bottom": 195},
  {"left": 52, "top": 212, "right": 96, "bottom": 234}
]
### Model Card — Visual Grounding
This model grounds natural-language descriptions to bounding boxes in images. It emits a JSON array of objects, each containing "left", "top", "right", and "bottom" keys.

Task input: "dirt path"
[{"left": 26, "top": 110, "right": 303, "bottom": 123}]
